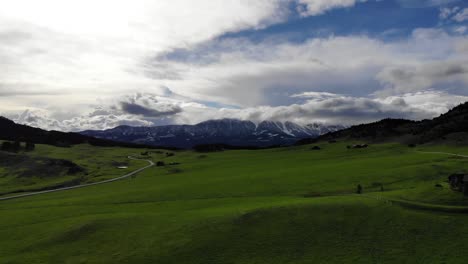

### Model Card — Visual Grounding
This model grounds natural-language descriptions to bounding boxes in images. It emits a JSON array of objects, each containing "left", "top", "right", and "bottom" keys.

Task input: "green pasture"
[{"left": 1, "top": 142, "right": 468, "bottom": 263}]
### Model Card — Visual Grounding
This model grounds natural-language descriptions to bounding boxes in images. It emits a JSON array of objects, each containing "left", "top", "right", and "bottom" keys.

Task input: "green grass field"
[
  {"left": 0, "top": 143, "right": 150, "bottom": 196},
  {"left": 1, "top": 142, "right": 468, "bottom": 263}
]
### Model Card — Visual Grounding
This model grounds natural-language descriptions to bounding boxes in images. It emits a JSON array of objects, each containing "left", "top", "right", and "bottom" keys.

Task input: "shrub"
[
  {"left": 356, "top": 184, "right": 363, "bottom": 194},
  {"left": 25, "top": 142, "right": 35, "bottom": 151},
  {"left": 1, "top": 141, "right": 12, "bottom": 151},
  {"left": 12, "top": 141, "right": 21, "bottom": 152}
]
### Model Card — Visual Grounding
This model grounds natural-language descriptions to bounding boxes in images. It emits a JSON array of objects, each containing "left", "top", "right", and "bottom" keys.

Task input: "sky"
[{"left": 1, "top": 0, "right": 468, "bottom": 131}]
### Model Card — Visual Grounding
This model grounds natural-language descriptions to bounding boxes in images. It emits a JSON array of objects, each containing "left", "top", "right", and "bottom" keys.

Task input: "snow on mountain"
[{"left": 81, "top": 119, "right": 345, "bottom": 148}]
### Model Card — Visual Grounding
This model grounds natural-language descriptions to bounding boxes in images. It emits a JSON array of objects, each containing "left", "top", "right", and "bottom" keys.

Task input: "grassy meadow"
[
  {"left": 1, "top": 141, "right": 468, "bottom": 263},
  {"left": 0, "top": 142, "right": 149, "bottom": 196}
]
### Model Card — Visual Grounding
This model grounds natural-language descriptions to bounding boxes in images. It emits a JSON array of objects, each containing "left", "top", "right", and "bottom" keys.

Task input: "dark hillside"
[
  {"left": 0, "top": 116, "right": 166, "bottom": 149},
  {"left": 305, "top": 102, "right": 468, "bottom": 145},
  {"left": 318, "top": 119, "right": 415, "bottom": 142},
  {"left": 411, "top": 102, "right": 468, "bottom": 143},
  {"left": 0, "top": 151, "right": 87, "bottom": 195}
]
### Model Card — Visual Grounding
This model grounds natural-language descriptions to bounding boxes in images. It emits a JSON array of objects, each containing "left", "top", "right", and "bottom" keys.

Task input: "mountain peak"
[{"left": 81, "top": 119, "right": 344, "bottom": 148}]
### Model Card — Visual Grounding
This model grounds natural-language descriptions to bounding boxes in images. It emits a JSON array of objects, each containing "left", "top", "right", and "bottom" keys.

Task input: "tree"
[
  {"left": 25, "top": 142, "right": 35, "bottom": 151},
  {"left": 356, "top": 184, "right": 363, "bottom": 194},
  {"left": 12, "top": 141, "right": 21, "bottom": 152},
  {"left": 1, "top": 141, "right": 12, "bottom": 151}
]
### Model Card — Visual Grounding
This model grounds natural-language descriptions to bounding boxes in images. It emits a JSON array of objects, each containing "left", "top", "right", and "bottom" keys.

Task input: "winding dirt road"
[
  {"left": 417, "top": 151, "right": 468, "bottom": 158},
  {"left": 0, "top": 156, "right": 154, "bottom": 202}
]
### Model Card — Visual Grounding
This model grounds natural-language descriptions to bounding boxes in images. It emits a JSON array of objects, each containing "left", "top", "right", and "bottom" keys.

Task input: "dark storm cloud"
[
  {"left": 442, "top": 64, "right": 467, "bottom": 76},
  {"left": 330, "top": 99, "right": 422, "bottom": 121},
  {"left": 377, "top": 60, "right": 468, "bottom": 94},
  {"left": 304, "top": 97, "right": 424, "bottom": 122},
  {"left": 120, "top": 101, "right": 182, "bottom": 117}
]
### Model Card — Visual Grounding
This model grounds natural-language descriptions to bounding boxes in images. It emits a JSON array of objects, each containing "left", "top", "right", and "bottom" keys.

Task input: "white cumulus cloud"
[
  {"left": 297, "top": 0, "right": 367, "bottom": 16},
  {"left": 1, "top": 1, "right": 467, "bottom": 132}
]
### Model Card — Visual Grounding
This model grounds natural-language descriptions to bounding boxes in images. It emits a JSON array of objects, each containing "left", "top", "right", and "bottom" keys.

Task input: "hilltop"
[
  {"left": 307, "top": 102, "right": 468, "bottom": 145},
  {"left": 0, "top": 116, "right": 168, "bottom": 149}
]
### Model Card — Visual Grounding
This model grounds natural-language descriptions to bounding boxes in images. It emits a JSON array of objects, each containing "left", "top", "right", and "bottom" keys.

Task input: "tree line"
[{"left": 1, "top": 141, "right": 35, "bottom": 152}]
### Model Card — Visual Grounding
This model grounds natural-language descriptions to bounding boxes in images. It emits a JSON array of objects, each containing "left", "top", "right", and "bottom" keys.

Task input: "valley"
[
  {"left": 1, "top": 140, "right": 468, "bottom": 263},
  {"left": 2, "top": 2, "right": 468, "bottom": 263}
]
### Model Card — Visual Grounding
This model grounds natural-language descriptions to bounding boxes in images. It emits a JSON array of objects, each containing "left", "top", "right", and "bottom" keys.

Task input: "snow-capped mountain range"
[{"left": 80, "top": 119, "right": 345, "bottom": 148}]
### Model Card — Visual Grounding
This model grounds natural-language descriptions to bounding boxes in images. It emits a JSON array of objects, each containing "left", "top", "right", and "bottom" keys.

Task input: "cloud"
[
  {"left": 439, "top": 6, "right": 460, "bottom": 19},
  {"left": 0, "top": 0, "right": 376, "bottom": 114},
  {"left": 148, "top": 36, "right": 384, "bottom": 106},
  {"left": 398, "top": 0, "right": 461, "bottom": 8},
  {"left": 454, "top": 25, "right": 468, "bottom": 34},
  {"left": 147, "top": 28, "right": 468, "bottom": 107},
  {"left": 0, "top": 1, "right": 291, "bottom": 109},
  {"left": 453, "top": 8, "right": 468, "bottom": 22},
  {"left": 2, "top": 27, "right": 467, "bottom": 128},
  {"left": 120, "top": 102, "right": 181, "bottom": 117},
  {"left": 1, "top": 1, "right": 467, "bottom": 132},
  {"left": 7, "top": 108, "right": 155, "bottom": 132},
  {"left": 169, "top": 91, "right": 468, "bottom": 126},
  {"left": 61, "top": 114, "right": 153, "bottom": 131},
  {"left": 3, "top": 93, "right": 188, "bottom": 131},
  {"left": 378, "top": 91, "right": 468, "bottom": 115},
  {"left": 6, "top": 90, "right": 468, "bottom": 131},
  {"left": 119, "top": 94, "right": 182, "bottom": 117},
  {"left": 296, "top": 0, "right": 367, "bottom": 16},
  {"left": 13, "top": 109, "right": 65, "bottom": 131},
  {"left": 439, "top": 6, "right": 468, "bottom": 22},
  {"left": 377, "top": 60, "right": 468, "bottom": 94},
  {"left": 291, "top": 91, "right": 344, "bottom": 100}
]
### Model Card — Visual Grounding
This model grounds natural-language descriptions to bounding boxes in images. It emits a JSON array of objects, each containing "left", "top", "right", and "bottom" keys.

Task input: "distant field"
[
  {"left": 0, "top": 143, "right": 151, "bottom": 196},
  {"left": 1, "top": 142, "right": 468, "bottom": 263}
]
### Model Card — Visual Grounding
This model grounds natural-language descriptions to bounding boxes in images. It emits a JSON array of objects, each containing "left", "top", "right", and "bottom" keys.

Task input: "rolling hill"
[
  {"left": 303, "top": 102, "right": 468, "bottom": 145},
  {"left": 1, "top": 140, "right": 468, "bottom": 263},
  {"left": 0, "top": 116, "right": 164, "bottom": 149},
  {"left": 2, "top": 103, "right": 468, "bottom": 263}
]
